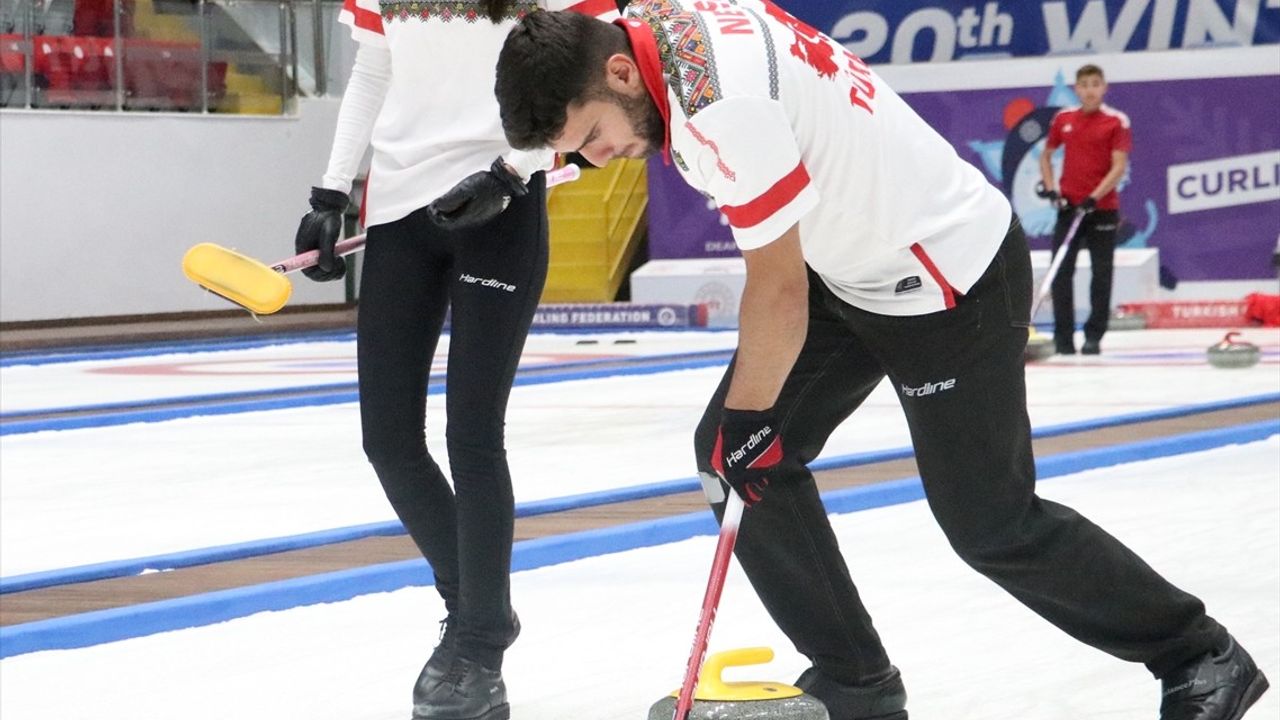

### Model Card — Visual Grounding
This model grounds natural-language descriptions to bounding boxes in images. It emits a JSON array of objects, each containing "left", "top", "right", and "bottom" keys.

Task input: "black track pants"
[
  {"left": 357, "top": 175, "right": 547, "bottom": 669},
  {"left": 694, "top": 219, "right": 1226, "bottom": 684},
  {"left": 1051, "top": 209, "right": 1119, "bottom": 344}
]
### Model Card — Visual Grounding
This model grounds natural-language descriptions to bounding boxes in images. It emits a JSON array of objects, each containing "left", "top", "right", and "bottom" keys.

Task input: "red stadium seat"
[{"left": 4, "top": 33, "right": 227, "bottom": 110}]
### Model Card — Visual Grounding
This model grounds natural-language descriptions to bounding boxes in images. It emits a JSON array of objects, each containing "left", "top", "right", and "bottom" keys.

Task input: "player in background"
[
  {"left": 493, "top": 3, "right": 1269, "bottom": 719},
  {"left": 1038, "top": 64, "right": 1131, "bottom": 355},
  {"left": 291, "top": 0, "right": 619, "bottom": 718}
]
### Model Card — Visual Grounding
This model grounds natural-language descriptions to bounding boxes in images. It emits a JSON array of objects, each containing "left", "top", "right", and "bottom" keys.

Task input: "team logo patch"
[{"left": 894, "top": 275, "right": 922, "bottom": 294}]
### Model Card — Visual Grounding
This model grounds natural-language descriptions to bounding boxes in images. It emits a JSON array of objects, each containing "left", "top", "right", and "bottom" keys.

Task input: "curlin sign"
[
  {"left": 1167, "top": 151, "right": 1280, "bottom": 214},
  {"left": 792, "top": 0, "right": 1280, "bottom": 65}
]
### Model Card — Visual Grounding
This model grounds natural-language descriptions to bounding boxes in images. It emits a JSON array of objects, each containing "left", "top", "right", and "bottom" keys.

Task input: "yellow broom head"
[{"left": 182, "top": 243, "right": 292, "bottom": 315}]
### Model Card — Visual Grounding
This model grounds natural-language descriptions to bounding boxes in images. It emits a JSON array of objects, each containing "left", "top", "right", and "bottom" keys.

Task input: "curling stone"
[
  {"left": 1109, "top": 308, "right": 1148, "bottom": 331},
  {"left": 1207, "top": 332, "right": 1261, "bottom": 369},
  {"left": 648, "top": 647, "right": 829, "bottom": 720},
  {"left": 1024, "top": 328, "right": 1056, "bottom": 362}
]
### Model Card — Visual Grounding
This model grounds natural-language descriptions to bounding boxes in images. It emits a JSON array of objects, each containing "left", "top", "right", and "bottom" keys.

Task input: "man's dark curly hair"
[{"left": 496, "top": 11, "right": 631, "bottom": 149}]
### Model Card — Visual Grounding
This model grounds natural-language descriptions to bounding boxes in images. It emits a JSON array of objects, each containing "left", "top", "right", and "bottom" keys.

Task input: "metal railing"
[{"left": 0, "top": 0, "right": 343, "bottom": 113}]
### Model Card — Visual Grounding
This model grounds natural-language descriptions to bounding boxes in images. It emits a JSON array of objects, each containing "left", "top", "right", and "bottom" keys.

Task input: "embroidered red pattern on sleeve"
[{"left": 686, "top": 121, "right": 736, "bottom": 181}]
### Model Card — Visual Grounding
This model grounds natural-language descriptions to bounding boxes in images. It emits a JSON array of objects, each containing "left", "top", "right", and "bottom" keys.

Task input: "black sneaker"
[
  {"left": 1055, "top": 341, "right": 1077, "bottom": 355},
  {"left": 413, "top": 656, "right": 509, "bottom": 720},
  {"left": 1082, "top": 339, "right": 1101, "bottom": 355},
  {"left": 414, "top": 612, "right": 520, "bottom": 707},
  {"left": 796, "top": 665, "right": 908, "bottom": 720},
  {"left": 1160, "top": 637, "right": 1270, "bottom": 720}
]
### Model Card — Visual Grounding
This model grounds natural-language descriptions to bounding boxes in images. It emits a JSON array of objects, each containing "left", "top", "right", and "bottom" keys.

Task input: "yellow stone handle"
[
  {"left": 692, "top": 647, "right": 803, "bottom": 701},
  {"left": 700, "top": 647, "right": 774, "bottom": 693}
]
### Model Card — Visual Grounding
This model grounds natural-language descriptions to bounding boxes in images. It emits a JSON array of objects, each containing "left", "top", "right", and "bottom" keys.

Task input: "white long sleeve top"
[{"left": 323, "top": 0, "right": 620, "bottom": 227}]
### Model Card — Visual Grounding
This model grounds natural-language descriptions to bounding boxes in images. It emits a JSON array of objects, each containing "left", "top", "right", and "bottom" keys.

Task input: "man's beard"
[{"left": 616, "top": 88, "right": 666, "bottom": 157}]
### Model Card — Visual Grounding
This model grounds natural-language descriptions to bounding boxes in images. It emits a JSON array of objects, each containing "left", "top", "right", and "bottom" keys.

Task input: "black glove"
[
  {"left": 1078, "top": 196, "right": 1098, "bottom": 213},
  {"left": 1035, "top": 181, "right": 1067, "bottom": 209},
  {"left": 427, "top": 157, "right": 528, "bottom": 230},
  {"left": 295, "top": 187, "right": 349, "bottom": 282},
  {"left": 710, "top": 408, "right": 784, "bottom": 507}
]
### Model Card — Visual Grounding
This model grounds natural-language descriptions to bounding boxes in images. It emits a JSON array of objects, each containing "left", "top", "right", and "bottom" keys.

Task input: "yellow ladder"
[{"left": 543, "top": 158, "right": 648, "bottom": 302}]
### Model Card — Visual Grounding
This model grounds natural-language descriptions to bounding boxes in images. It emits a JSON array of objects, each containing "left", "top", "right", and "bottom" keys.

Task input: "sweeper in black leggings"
[
  {"left": 357, "top": 175, "right": 548, "bottom": 678},
  {"left": 293, "top": 1, "right": 619, "bottom": 716},
  {"left": 295, "top": 172, "right": 548, "bottom": 720}
]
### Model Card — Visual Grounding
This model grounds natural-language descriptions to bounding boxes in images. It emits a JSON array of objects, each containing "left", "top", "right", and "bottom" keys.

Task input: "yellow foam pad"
[{"left": 182, "top": 243, "right": 292, "bottom": 315}]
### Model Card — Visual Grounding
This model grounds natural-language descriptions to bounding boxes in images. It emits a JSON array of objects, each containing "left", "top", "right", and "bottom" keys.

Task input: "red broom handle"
[{"left": 673, "top": 492, "right": 746, "bottom": 720}]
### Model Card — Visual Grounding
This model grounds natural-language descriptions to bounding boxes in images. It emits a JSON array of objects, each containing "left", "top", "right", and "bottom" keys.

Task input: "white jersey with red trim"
[
  {"left": 337, "top": 0, "right": 618, "bottom": 226},
  {"left": 628, "top": 0, "right": 1010, "bottom": 316}
]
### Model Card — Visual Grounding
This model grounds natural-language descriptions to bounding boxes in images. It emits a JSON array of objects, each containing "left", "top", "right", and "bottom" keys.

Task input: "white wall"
[{"left": 0, "top": 99, "right": 348, "bottom": 322}]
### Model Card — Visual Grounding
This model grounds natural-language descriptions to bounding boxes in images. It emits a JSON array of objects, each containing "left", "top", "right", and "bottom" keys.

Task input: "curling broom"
[
  {"left": 182, "top": 164, "right": 582, "bottom": 315},
  {"left": 1026, "top": 207, "right": 1088, "bottom": 361}
]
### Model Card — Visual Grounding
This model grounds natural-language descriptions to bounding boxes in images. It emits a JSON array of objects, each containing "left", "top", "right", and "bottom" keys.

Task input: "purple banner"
[
  {"left": 787, "top": 0, "right": 1280, "bottom": 65},
  {"left": 646, "top": 71, "right": 1280, "bottom": 282}
]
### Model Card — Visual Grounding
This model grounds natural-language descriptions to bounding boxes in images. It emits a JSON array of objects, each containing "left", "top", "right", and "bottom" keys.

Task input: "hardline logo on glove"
[
  {"left": 711, "top": 411, "right": 784, "bottom": 507},
  {"left": 725, "top": 425, "right": 781, "bottom": 468}
]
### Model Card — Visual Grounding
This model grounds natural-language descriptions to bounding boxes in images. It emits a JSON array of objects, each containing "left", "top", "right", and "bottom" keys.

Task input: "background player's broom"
[
  {"left": 181, "top": 164, "right": 581, "bottom": 315},
  {"left": 1025, "top": 207, "right": 1088, "bottom": 362},
  {"left": 648, "top": 492, "right": 829, "bottom": 720}
]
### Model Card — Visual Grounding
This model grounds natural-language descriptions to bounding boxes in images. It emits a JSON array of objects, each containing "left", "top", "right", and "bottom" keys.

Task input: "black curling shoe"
[
  {"left": 412, "top": 656, "right": 508, "bottom": 720},
  {"left": 413, "top": 618, "right": 459, "bottom": 700},
  {"left": 413, "top": 612, "right": 520, "bottom": 709},
  {"left": 796, "top": 665, "right": 908, "bottom": 720},
  {"left": 1160, "top": 637, "right": 1269, "bottom": 720}
]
